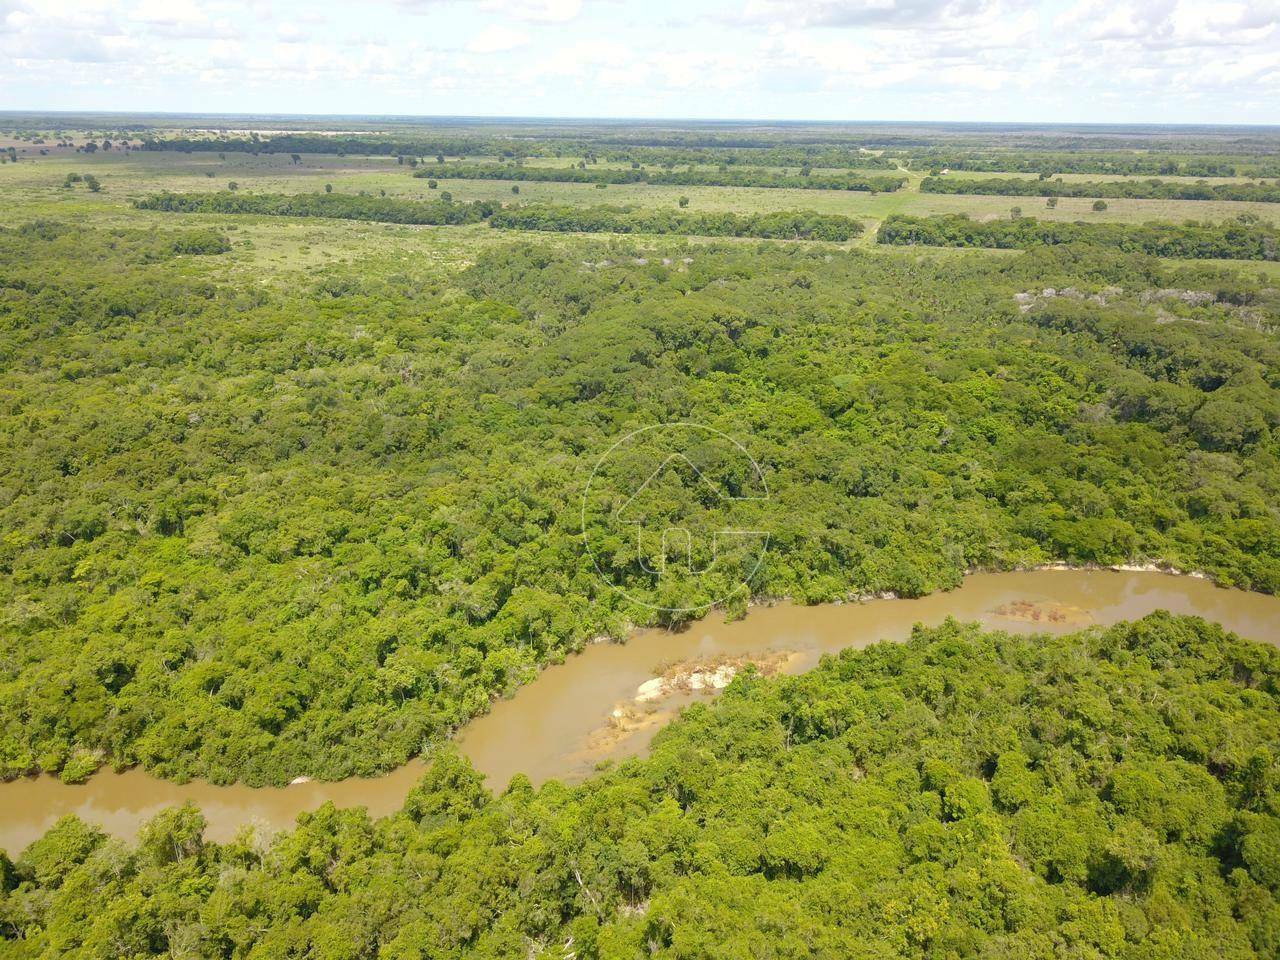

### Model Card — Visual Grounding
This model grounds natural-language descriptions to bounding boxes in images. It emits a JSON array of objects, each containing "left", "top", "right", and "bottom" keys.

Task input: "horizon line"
[{"left": 2, "top": 110, "right": 1279, "bottom": 132}]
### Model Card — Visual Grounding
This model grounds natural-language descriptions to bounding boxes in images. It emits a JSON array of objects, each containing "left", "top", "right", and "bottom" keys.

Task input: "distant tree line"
[
  {"left": 576, "top": 144, "right": 901, "bottom": 170},
  {"left": 922, "top": 176, "right": 1280, "bottom": 202},
  {"left": 413, "top": 163, "right": 906, "bottom": 192},
  {"left": 878, "top": 214, "right": 1280, "bottom": 260},
  {"left": 135, "top": 134, "right": 902, "bottom": 173},
  {"left": 140, "top": 134, "right": 537, "bottom": 159},
  {"left": 582, "top": 128, "right": 1280, "bottom": 155},
  {"left": 903, "top": 152, "right": 1278, "bottom": 178},
  {"left": 571, "top": 131, "right": 872, "bottom": 148},
  {"left": 135, "top": 192, "right": 865, "bottom": 240},
  {"left": 488, "top": 204, "right": 865, "bottom": 240},
  {"left": 135, "top": 191, "right": 497, "bottom": 225},
  {"left": 133, "top": 133, "right": 1280, "bottom": 179}
]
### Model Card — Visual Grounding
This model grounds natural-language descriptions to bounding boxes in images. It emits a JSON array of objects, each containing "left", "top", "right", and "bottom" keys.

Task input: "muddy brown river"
[{"left": 3, "top": 569, "right": 1279, "bottom": 853}]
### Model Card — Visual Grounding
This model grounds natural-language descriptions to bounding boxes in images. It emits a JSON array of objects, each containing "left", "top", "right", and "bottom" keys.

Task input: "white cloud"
[
  {"left": 1057, "top": 0, "right": 1279, "bottom": 48},
  {"left": 0, "top": 0, "right": 1276, "bottom": 121},
  {"left": 276, "top": 21, "right": 308, "bottom": 42},
  {"left": 130, "top": 0, "right": 240, "bottom": 38},
  {"left": 466, "top": 23, "right": 530, "bottom": 52},
  {"left": 397, "top": 0, "right": 583, "bottom": 22},
  {"left": 530, "top": 37, "right": 633, "bottom": 77},
  {"left": 739, "top": 0, "right": 1035, "bottom": 30},
  {"left": 5, "top": 29, "right": 133, "bottom": 62},
  {"left": 481, "top": 0, "right": 581, "bottom": 22}
]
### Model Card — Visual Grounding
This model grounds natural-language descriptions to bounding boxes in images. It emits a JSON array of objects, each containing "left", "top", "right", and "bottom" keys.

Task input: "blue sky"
[{"left": 1, "top": 0, "right": 1277, "bottom": 123}]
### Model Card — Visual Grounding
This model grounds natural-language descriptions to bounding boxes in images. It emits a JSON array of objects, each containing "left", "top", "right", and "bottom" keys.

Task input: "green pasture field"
[{"left": 2, "top": 148, "right": 1276, "bottom": 267}]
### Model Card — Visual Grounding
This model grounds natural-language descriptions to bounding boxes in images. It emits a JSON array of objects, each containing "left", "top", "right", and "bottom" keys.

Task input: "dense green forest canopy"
[
  {"left": 4, "top": 613, "right": 1280, "bottom": 958},
  {"left": 1, "top": 221, "right": 1279, "bottom": 791},
  {"left": 2, "top": 115, "right": 1280, "bottom": 958}
]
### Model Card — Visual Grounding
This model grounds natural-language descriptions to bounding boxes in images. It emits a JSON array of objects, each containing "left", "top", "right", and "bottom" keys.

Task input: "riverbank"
[{"left": 2, "top": 568, "right": 1276, "bottom": 853}]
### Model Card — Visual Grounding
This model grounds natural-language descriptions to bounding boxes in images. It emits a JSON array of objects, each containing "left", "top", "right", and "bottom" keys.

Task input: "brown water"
[{"left": 3, "top": 569, "right": 1278, "bottom": 853}]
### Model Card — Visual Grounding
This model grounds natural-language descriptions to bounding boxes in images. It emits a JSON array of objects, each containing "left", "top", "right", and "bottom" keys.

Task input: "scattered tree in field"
[
  {"left": 1093, "top": 200, "right": 1109, "bottom": 211},
  {"left": 324, "top": 183, "right": 333, "bottom": 193},
  {"left": 679, "top": 195, "right": 690, "bottom": 208},
  {"left": 227, "top": 181, "right": 237, "bottom": 191},
  {"left": 1047, "top": 196, "right": 1059, "bottom": 208}
]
